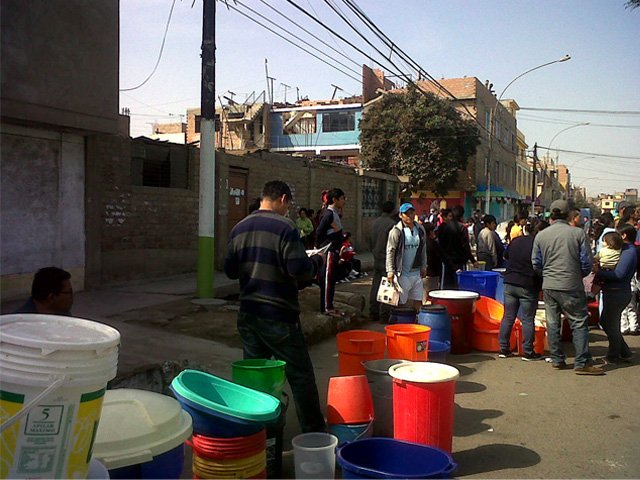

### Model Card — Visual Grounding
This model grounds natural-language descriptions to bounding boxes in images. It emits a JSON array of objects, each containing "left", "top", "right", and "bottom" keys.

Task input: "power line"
[
  {"left": 120, "top": 0, "right": 176, "bottom": 92},
  {"left": 519, "top": 114, "right": 640, "bottom": 129},
  {"left": 520, "top": 107, "right": 640, "bottom": 115},
  {"left": 538, "top": 147, "right": 640, "bottom": 160},
  {"left": 224, "top": 2, "right": 362, "bottom": 84},
  {"left": 255, "top": 0, "right": 360, "bottom": 69}
]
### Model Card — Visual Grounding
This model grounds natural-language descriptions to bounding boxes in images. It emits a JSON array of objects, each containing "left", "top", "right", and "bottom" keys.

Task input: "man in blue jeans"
[
  {"left": 224, "top": 180, "right": 327, "bottom": 432},
  {"left": 532, "top": 200, "right": 604, "bottom": 375}
]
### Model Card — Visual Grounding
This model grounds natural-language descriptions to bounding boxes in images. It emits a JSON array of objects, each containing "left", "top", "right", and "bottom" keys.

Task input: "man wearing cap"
[
  {"left": 532, "top": 199, "right": 603, "bottom": 375},
  {"left": 386, "top": 203, "right": 427, "bottom": 310}
]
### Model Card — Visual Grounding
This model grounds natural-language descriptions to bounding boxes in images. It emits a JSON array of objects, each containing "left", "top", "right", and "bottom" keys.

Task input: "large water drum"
[
  {"left": 0, "top": 314, "right": 120, "bottom": 479},
  {"left": 418, "top": 305, "right": 451, "bottom": 343}
]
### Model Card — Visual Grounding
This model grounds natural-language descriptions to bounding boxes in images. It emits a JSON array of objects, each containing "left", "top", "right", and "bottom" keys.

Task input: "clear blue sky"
[{"left": 120, "top": 0, "right": 640, "bottom": 198}]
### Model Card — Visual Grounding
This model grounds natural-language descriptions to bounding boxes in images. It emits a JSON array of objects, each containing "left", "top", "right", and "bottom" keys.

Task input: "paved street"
[{"left": 3, "top": 270, "right": 639, "bottom": 478}]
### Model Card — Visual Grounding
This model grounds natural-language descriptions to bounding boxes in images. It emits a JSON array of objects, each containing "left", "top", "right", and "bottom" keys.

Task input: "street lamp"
[
  {"left": 485, "top": 54, "right": 571, "bottom": 214},
  {"left": 546, "top": 122, "right": 590, "bottom": 158}
]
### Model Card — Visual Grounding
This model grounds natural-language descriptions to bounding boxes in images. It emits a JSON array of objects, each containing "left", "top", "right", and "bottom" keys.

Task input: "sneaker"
[
  {"left": 552, "top": 361, "right": 568, "bottom": 370},
  {"left": 498, "top": 349, "right": 513, "bottom": 358},
  {"left": 521, "top": 352, "right": 544, "bottom": 362},
  {"left": 574, "top": 365, "right": 605, "bottom": 375}
]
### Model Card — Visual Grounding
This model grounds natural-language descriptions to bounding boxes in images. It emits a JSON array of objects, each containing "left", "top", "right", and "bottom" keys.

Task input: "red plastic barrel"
[
  {"left": 428, "top": 290, "right": 479, "bottom": 354},
  {"left": 389, "top": 362, "right": 459, "bottom": 453}
]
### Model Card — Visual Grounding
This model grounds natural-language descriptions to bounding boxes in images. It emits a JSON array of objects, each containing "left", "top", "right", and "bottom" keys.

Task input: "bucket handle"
[
  {"left": 0, "top": 376, "right": 66, "bottom": 433},
  {"left": 444, "top": 461, "right": 458, "bottom": 475}
]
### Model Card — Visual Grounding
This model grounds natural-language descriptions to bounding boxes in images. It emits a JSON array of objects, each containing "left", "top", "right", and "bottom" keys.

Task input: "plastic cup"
[{"left": 292, "top": 432, "right": 338, "bottom": 479}]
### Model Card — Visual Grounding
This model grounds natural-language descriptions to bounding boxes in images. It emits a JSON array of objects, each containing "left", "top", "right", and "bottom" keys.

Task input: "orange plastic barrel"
[
  {"left": 385, "top": 324, "right": 431, "bottom": 361},
  {"left": 514, "top": 321, "right": 547, "bottom": 355},
  {"left": 326, "top": 375, "right": 374, "bottom": 424},
  {"left": 336, "top": 330, "right": 386, "bottom": 376}
]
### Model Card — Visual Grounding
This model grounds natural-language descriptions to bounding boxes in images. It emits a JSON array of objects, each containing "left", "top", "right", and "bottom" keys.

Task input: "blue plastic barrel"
[
  {"left": 418, "top": 305, "right": 451, "bottom": 343},
  {"left": 456, "top": 271, "right": 500, "bottom": 299},
  {"left": 492, "top": 268, "right": 506, "bottom": 304},
  {"left": 427, "top": 340, "right": 451, "bottom": 363},
  {"left": 337, "top": 437, "right": 457, "bottom": 479},
  {"left": 389, "top": 307, "right": 417, "bottom": 324}
]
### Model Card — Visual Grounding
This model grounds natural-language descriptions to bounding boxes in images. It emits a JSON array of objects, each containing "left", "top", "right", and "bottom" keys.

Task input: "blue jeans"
[
  {"left": 237, "top": 311, "right": 326, "bottom": 433},
  {"left": 543, "top": 289, "right": 593, "bottom": 368},
  {"left": 600, "top": 289, "right": 633, "bottom": 359},
  {"left": 499, "top": 284, "right": 538, "bottom": 355}
]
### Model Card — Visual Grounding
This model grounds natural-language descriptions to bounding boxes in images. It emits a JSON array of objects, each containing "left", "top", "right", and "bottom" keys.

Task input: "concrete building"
[
  {"left": 417, "top": 77, "right": 521, "bottom": 221},
  {"left": 269, "top": 99, "right": 362, "bottom": 165},
  {"left": 148, "top": 122, "right": 187, "bottom": 144},
  {"left": 186, "top": 98, "right": 269, "bottom": 152},
  {"left": 1, "top": 0, "right": 119, "bottom": 298}
]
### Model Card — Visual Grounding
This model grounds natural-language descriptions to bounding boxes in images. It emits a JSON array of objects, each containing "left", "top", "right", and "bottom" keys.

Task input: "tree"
[
  {"left": 359, "top": 86, "right": 480, "bottom": 196},
  {"left": 626, "top": 0, "right": 640, "bottom": 10}
]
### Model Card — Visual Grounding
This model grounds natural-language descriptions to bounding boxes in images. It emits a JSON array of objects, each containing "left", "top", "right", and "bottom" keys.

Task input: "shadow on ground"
[
  {"left": 455, "top": 380, "right": 487, "bottom": 394},
  {"left": 451, "top": 353, "right": 496, "bottom": 364},
  {"left": 454, "top": 443, "right": 541, "bottom": 476},
  {"left": 454, "top": 404, "right": 503, "bottom": 437}
]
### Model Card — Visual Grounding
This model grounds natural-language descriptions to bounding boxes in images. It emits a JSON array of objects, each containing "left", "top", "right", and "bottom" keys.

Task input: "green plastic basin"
[{"left": 171, "top": 369, "right": 281, "bottom": 423}]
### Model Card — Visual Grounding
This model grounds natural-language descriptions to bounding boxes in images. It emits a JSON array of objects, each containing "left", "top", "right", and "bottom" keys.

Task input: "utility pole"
[
  {"left": 197, "top": 0, "right": 216, "bottom": 298},
  {"left": 296, "top": 86, "right": 300, "bottom": 102},
  {"left": 531, "top": 143, "right": 538, "bottom": 216}
]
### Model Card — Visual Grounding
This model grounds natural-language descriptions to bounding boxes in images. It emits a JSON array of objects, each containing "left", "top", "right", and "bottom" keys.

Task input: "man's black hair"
[
  {"left": 599, "top": 212, "right": 615, "bottom": 227},
  {"left": 441, "top": 208, "right": 452, "bottom": 217},
  {"left": 483, "top": 214, "right": 497, "bottom": 225},
  {"left": 298, "top": 207, "right": 308, "bottom": 215},
  {"left": 381, "top": 201, "right": 395, "bottom": 214},
  {"left": 452, "top": 205, "right": 465, "bottom": 221},
  {"left": 262, "top": 180, "right": 292, "bottom": 201},
  {"left": 516, "top": 210, "right": 529, "bottom": 222},
  {"left": 327, "top": 188, "right": 345, "bottom": 205},
  {"left": 32, "top": 267, "right": 71, "bottom": 301}
]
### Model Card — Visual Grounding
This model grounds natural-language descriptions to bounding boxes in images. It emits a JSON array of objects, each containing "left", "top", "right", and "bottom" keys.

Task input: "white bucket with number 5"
[{"left": 0, "top": 314, "right": 120, "bottom": 479}]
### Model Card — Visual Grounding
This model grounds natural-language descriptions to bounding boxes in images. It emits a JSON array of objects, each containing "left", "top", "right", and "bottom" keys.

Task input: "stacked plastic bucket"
[
  {"left": 0, "top": 314, "right": 120, "bottom": 479},
  {"left": 170, "top": 369, "right": 281, "bottom": 479},
  {"left": 326, "top": 375, "right": 374, "bottom": 446}
]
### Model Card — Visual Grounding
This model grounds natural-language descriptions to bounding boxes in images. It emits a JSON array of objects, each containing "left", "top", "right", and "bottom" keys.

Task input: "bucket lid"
[
  {"left": 92, "top": 389, "right": 193, "bottom": 469},
  {"left": 388, "top": 362, "right": 459, "bottom": 383},
  {"left": 492, "top": 268, "right": 507, "bottom": 273},
  {"left": 0, "top": 314, "right": 120, "bottom": 355},
  {"left": 428, "top": 290, "right": 479, "bottom": 300}
]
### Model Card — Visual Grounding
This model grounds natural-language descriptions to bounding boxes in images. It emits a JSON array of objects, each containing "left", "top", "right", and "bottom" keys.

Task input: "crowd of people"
[{"left": 17, "top": 179, "right": 639, "bottom": 431}]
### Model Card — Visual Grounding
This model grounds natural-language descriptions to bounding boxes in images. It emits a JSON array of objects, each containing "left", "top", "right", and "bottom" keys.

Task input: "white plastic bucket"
[
  {"left": 292, "top": 432, "right": 338, "bottom": 479},
  {"left": 0, "top": 314, "right": 120, "bottom": 479}
]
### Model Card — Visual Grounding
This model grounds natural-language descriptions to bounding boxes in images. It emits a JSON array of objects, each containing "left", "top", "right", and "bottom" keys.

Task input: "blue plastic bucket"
[
  {"left": 427, "top": 340, "right": 451, "bottom": 363},
  {"left": 337, "top": 437, "right": 457, "bottom": 479},
  {"left": 418, "top": 305, "right": 451, "bottom": 343},
  {"left": 108, "top": 444, "right": 185, "bottom": 479},
  {"left": 456, "top": 271, "right": 500, "bottom": 299},
  {"left": 389, "top": 307, "right": 417, "bottom": 324},
  {"left": 328, "top": 422, "right": 373, "bottom": 446},
  {"left": 492, "top": 268, "right": 506, "bottom": 304}
]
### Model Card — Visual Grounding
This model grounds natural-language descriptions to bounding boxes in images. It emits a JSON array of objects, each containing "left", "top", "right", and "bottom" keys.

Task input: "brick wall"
[{"left": 86, "top": 135, "right": 398, "bottom": 284}]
